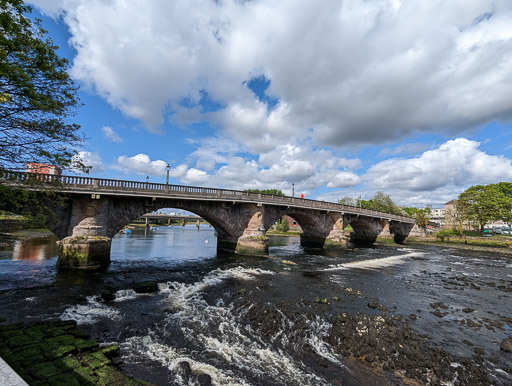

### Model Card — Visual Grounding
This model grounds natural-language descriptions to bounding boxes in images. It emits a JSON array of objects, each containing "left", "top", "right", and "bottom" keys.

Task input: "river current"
[{"left": 0, "top": 225, "right": 511, "bottom": 385}]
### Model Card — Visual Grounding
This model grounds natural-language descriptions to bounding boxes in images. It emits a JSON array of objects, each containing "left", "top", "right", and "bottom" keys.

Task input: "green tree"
[
  {"left": 276, "top": 217, "right": 289, "bottom": 232},
  {"left": 402, "top": 207, "right": 431, "bottom": 228},
  {"left": 244, "top": 189, "right": 284, "bottom": 196},
  {"left": 495, "top": 182, "right": 512, "bottom": 223},
  {"left": 0, "top": 183, "right": 67, "bottom": 228},
  {"left": 0, "top": 0, "right": 86, "bottom": 172},
  {"left": 359, "top": 191, "right": 402, "bottom": 215},
  {"left": 414, "top": 208, "right": 430, "bottom": 228},
  {"left": 457, "top": 184, "right": 505, "bottom": 235},
  {"left": 338, "top": 196, "right": 356, "bottom": 206}
]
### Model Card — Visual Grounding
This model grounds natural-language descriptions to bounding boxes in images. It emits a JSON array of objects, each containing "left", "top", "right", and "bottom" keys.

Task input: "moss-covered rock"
[
  {"left": 95, "top": 365, "right": 127, "bottom": 385},
  {"left": 42, "top": 344, "right": 76, "bottom": 360},
  {"left": 100, "top": 344, "right": 120, "bottom": 358},
  {"left": 73, "top": 338, "right": 99, "bottom": 352},
  {"left": 0, "top": 321, "right": 151, "bottom": 385},
  {"left": 53, "top": 356, "right": 81, "bottom": 370},
  {"left": 27, "top": 362, "right": 61, "bottom": 380},
  {"left": 48, "top": 372, "right": 81, "bottom": 386},
  {"left": 82, "top": 352, "right": 110, "bottom": 369},
  {"left": 73, "top": 365, "right": 98, "bottom": 383}
]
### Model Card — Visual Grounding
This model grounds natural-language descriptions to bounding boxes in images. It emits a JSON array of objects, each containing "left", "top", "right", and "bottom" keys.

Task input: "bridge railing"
[{"left": 0, "top": 171, "right": 414, "bottom": 223}]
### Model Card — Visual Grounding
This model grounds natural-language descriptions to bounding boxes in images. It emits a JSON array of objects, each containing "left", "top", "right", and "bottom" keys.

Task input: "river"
[{"left": 0, "top": 225, "right": 511, "bottom": 385}]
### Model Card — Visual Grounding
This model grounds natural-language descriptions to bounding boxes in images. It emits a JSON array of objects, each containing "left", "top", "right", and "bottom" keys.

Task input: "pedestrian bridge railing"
[{"left": 0, "top": 171, "right": 415, "bottom": 223}]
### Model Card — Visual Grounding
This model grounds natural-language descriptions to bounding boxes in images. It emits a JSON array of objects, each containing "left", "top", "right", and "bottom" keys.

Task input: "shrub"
[
  {"left": 435, "top": 229, "right": 459, "bottom": 242},
  {"left": 276, "top": 218, "right": 290, "bottom": 232}
]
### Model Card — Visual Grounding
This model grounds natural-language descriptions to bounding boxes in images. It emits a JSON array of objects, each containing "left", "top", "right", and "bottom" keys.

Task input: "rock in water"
[
  {"left": 197, "top": 373, "right": 212, "bottom": 386},
  {"left": 133, "top": 281, "right": 159, "bottom": 293},
  {"left": 176, "top": 361, "right": 192, "bottom": 383},
  {"left": 500, "top": 337, "right": 512, "bottom": 352}
]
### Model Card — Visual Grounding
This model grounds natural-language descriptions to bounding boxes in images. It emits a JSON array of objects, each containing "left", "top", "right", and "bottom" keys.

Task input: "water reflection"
[{"left": 11, "top": 236, "right": 58, "bottom": 261}]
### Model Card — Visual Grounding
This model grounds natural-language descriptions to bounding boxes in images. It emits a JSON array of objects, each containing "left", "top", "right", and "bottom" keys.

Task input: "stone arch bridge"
[{"left": 0, "top": 172, "right": 416, "bottom": 269}]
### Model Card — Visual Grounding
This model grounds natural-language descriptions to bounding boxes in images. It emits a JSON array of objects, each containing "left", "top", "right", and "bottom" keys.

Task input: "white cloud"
[
  {"left": 30, "top": 0, "right": 512, "bottom": 148},
  {"left": 71, "top": 151, "right": 105, "bottom": 173},
  {"left": 113, "top": 153, "right": 187, "bottom": 178},
  {"left": 327, "top": 172, "right": 362, "bottom": 188},
  {"left": 182, "top": 168, "right": 209, "bottom": 185},
  {"left": 101, "top": 126, "right": 122, "bottom": 143},
  {"left": 165, "top": 140, "right": 362, "bottom": 195},
  {"left": 364, "top": 138, "right": 512, "bottom": 191}
]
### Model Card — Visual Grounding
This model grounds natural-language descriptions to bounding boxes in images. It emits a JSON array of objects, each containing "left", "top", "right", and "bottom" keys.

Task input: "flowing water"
[{"left": 0, "top": 225, "right": 511, "bottom": 385}]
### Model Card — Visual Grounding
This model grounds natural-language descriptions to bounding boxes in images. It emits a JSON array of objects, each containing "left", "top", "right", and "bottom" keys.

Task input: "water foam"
[
  {"left": 60, "top": 295, "right": 121, "bottom": 325},
  {"left": 145, "top": 267, "right": 333, "bottom": 385},
  {"left": 324, "top": 250, "right": 424, "bottom": 271},
  {"left": 123, "top": 334, "right": 246, "bottom": 386},
  {"left": 158, "top": 267, "right": 274, "bottom": 309},
  {"left": 114, "top": 289, "right": 138, "bottom": 302},
  {"left": 307, "top": 316, "right": 343, "bottom": 366}
]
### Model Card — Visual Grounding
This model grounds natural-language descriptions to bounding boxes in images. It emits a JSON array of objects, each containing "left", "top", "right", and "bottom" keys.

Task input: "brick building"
[{"left": 25, "top": 163, "right": 62, "bottom": 176}]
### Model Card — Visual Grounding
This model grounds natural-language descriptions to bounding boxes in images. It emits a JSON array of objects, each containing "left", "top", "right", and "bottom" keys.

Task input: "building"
[
  {"left": 427, "top": 207, "right": 445, "bottom": 225},
  {"left": 25, "top": 163, "right": 62, "bottom": 176},
  {"left": 443, "top": 199, "right": 472, "bottom": 230}
]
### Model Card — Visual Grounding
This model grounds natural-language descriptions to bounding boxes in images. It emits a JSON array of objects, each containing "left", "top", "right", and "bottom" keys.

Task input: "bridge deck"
[{"left": 0, "top": 171, "right": 415, "bottom": 223}]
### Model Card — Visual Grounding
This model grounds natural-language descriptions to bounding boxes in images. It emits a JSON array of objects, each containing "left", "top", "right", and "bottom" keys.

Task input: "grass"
[
  {"left": 404, "top": 235, "right": 512, "bottom": 249},
  {"left": 266, "top": 230, "right": 303, "bottom": 237}
]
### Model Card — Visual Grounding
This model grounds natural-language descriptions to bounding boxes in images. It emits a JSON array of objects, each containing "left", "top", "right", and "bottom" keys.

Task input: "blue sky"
[{"left": 29, "top": 0, "right": 512, "bottom": 207}]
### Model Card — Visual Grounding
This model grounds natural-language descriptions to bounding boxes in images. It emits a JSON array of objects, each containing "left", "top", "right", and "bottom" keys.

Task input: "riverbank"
[
  {"left": 266, "top": 230, "right": 303, "bottom": 237},
  {"left": 377, "top": 235, "right": 512, "bottom": 257}
]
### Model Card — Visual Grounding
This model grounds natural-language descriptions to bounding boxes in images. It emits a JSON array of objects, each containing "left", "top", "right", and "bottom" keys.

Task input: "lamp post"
[
  {"left": 292, "top": 183, "right": 295, "bottom": 198},
  {"left": 146, "top": 176, "right": 149, "bottom": 189},
  {"left": 166, "top": 164, "right": 170, "bottom": 185}
]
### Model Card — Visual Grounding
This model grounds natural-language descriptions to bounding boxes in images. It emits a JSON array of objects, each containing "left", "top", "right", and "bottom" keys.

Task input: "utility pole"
[
  {"left": 166, "top": 163, "right": 170, "bottom": 185},
  {"left": 292, "top": 182, "right": 295, "bottom": 198}
]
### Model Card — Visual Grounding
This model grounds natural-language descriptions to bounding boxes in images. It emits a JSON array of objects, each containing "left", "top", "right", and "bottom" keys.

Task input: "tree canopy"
[
  {"left": 244, "top": 189, "right": 284, "bottom": 196},
  {"left": 337, "top": 196, "right": 357, "bottom": 206},
  {"left": 0, "top": 0, "right": 85, "bottom": 172},
  {"left": 358, "top": 191, "right": 402, "bottom": 215},
  {"left": 457, "top": 183, "right": 512, "bottom": 234},
  {"left": 403, "top": 207, "right": 431, "bottom": 228}
]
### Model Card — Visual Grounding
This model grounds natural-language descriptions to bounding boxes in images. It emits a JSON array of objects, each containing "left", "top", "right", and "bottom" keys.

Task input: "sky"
[{"left": 28, "top": 0, "right": 512, "bottom": 208}]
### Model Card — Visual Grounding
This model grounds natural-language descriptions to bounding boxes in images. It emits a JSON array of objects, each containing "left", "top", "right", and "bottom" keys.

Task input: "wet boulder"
[
  {"left": 500, "top": 337, "right": 512, "bottom": 353},
  {"left": 197, "top": 373, "right": 212, "bottom": 386},
  {"left": 176, "top": 361, "right": 192, "bottom": 383},
  {"left": 133, "top": 281, "right": 159, "bottom": 294}
]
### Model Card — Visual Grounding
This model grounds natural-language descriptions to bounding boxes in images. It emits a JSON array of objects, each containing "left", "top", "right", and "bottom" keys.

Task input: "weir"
[{"left": 0, "top": 171, "right": 416, "bottom": 269}]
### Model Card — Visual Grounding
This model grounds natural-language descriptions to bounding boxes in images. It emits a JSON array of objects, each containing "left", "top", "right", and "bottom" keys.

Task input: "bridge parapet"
[{"left": 0, "top": 171, "right": 415, "bottom": 224}]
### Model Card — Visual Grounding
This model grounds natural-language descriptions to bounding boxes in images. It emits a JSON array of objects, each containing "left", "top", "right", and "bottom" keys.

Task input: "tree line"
[{"left": 338, "top": 182, "right": 512, "bottom": 233}]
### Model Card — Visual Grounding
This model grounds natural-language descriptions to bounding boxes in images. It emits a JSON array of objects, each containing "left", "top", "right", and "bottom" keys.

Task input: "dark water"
[{"left": 1, "top": 225, "right": 511, "bottom": 385}]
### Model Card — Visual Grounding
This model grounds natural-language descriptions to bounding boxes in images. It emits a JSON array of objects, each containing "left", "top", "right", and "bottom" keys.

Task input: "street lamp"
[
  {"left": 292, "top": 183, "right": 295, "bottom": 198},
  {"left": 146, "top": 176, "right": 149, "bottom": 187},
  {"left": 166, "top": 164, "right": 170, "bottom": 185}
]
